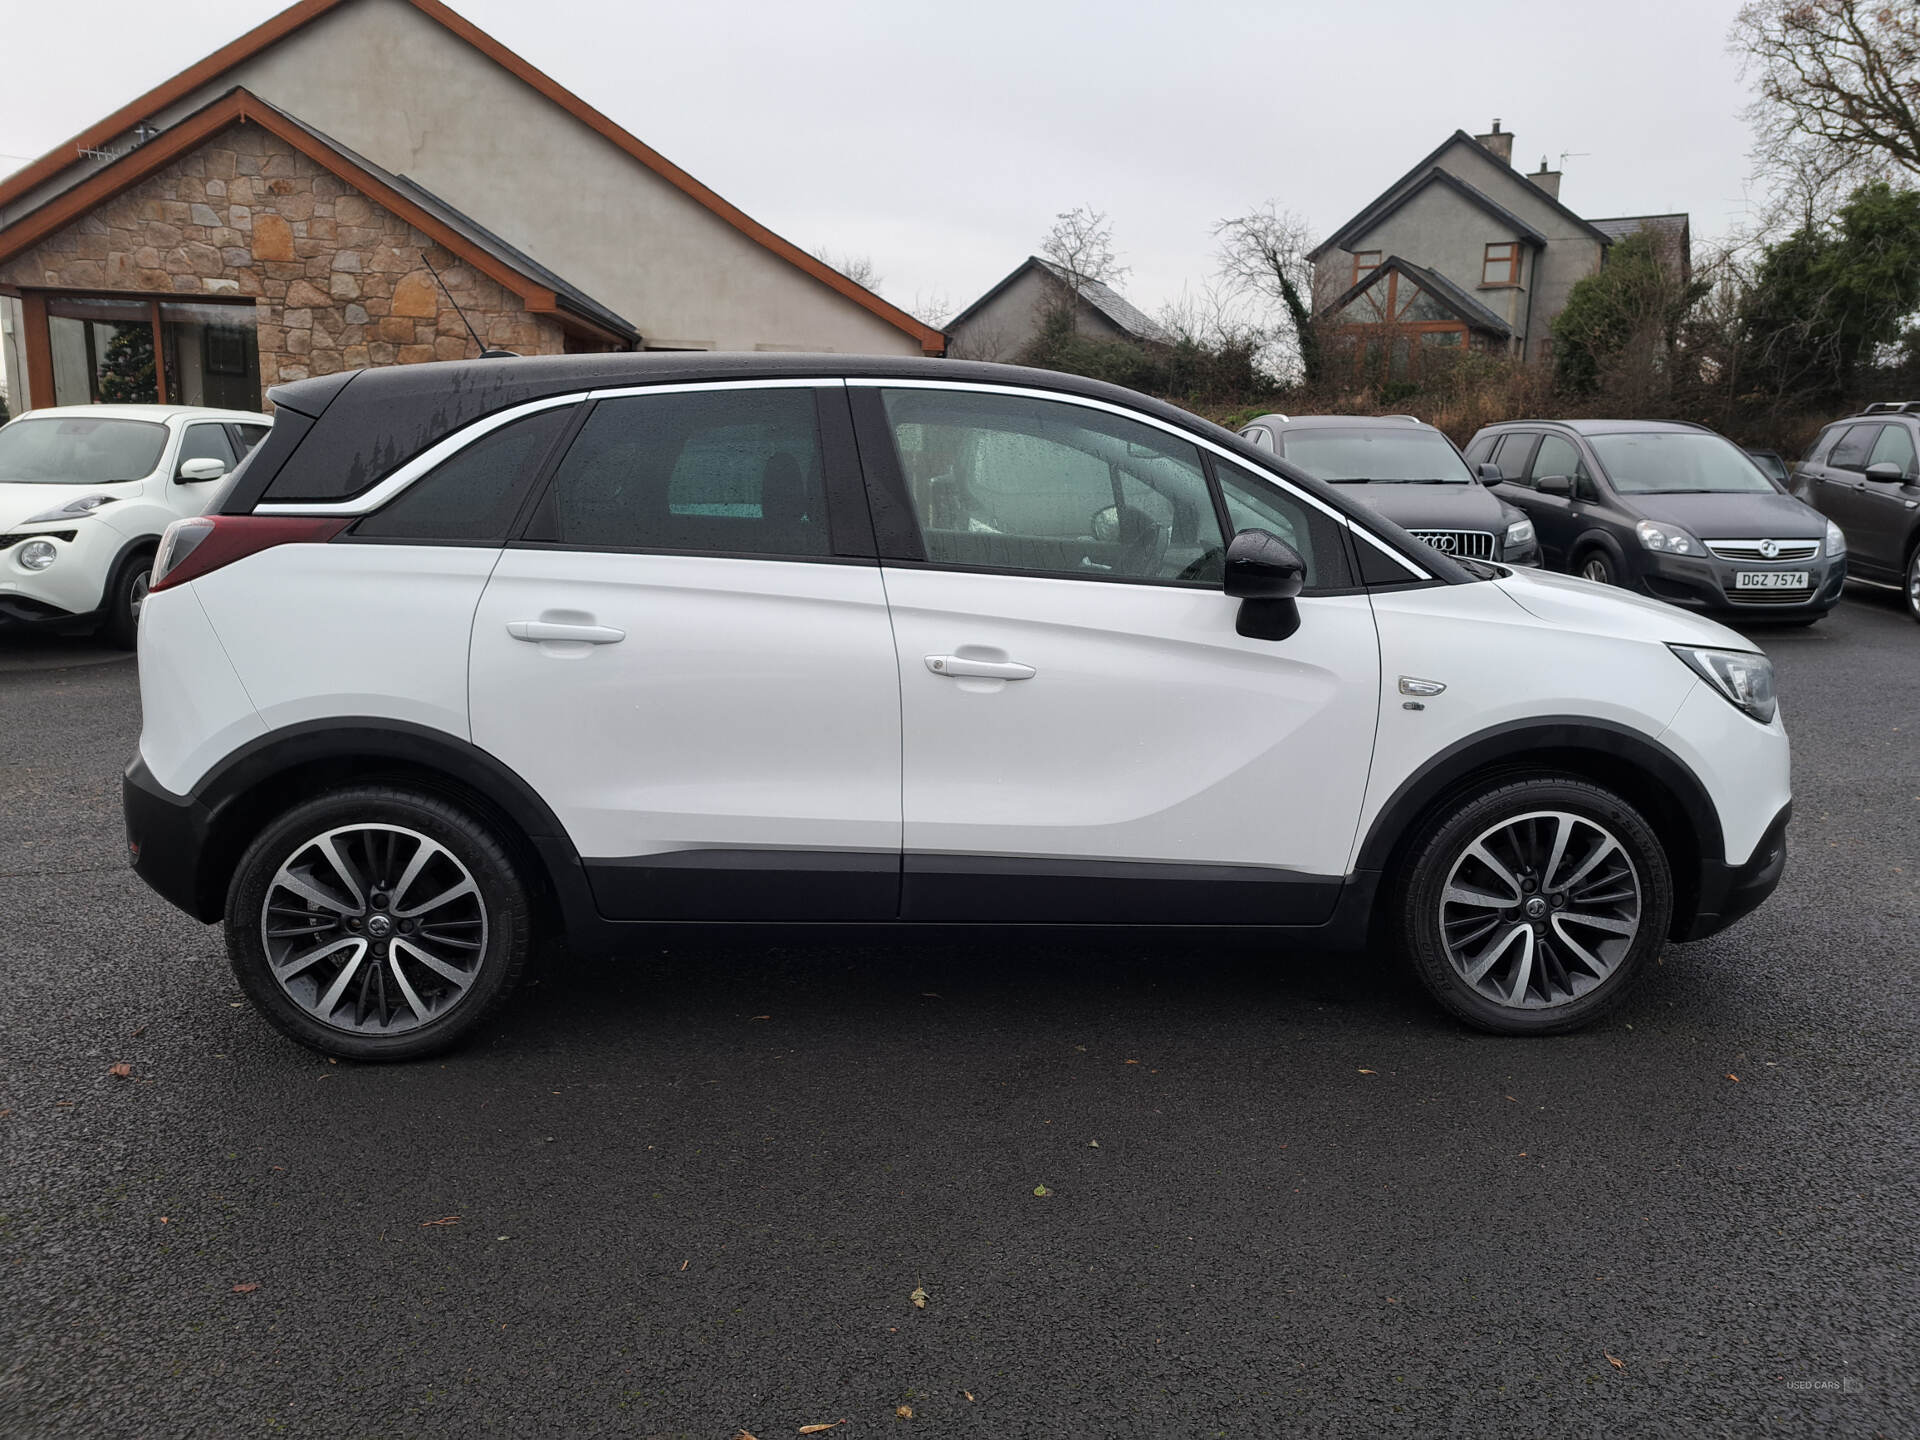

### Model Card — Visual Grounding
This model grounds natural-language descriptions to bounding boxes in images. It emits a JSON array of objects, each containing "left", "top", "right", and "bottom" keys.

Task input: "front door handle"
[
  {"left": 508, "top": 620, "right": 626, "bottom": 645},
  {"left": 926, "top": 654, "right": 1035, "bottom": 680}
]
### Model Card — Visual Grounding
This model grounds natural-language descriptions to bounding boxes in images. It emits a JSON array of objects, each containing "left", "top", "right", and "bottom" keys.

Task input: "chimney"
[
  {"left": 1475, "top": 119, "right": 1513, "bottom": 166},
  {"left": 1528, "top": 155, "right": 1562, "bottom": 201}
]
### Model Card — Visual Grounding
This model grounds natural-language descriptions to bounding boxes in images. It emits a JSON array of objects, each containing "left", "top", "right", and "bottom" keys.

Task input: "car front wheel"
[
  {"left": 1577, "top": 550, "right": 1615, "bottom": 586},
  {"left": 1394, "top": 775, "right": 1674, "bottom": 1035},
  {"left": 102, "top": 550, "right": 153, "bottom": 650},
  {"left": 226, "top": 786, "right": 532, "bottom": 1060},
  {"left": 1906, "top": 545, "right": 1920, "bottom": 623}
]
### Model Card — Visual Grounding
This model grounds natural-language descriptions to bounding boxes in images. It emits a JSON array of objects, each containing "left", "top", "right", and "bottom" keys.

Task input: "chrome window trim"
[{"left": 848, "top": 377, "right": 1431, "bottom": 582}]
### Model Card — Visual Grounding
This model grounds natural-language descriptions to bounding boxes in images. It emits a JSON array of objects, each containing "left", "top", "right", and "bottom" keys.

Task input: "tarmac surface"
[{"left": 2, "top": 590, "right": 1915, "bottom": 1438}]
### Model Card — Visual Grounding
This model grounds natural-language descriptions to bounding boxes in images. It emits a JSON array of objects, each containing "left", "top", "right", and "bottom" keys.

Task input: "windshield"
[
  {"left": 1589, "top": 432, "right": 1777, "bottom": 495},
  {"left": 1279, "top": 427, "right": 1474, "bottom": 483},
  {"left": 0, "top": 416, "right": 168, "bottom": 483}
]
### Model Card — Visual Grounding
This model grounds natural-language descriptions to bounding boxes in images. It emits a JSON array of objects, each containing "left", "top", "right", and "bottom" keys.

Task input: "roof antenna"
[{"left": 419, "top": 252, "right": 514, "bottom": 359}]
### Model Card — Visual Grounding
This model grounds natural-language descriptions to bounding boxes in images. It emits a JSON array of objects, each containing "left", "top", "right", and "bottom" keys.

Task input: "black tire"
[
  {"left": 101, "top": 547, "right": 154, "bottom": 650},
  {"left": 225, "top": 786, "right": 532, "bottom": 1060},
  {"left": 1906, "top": 544, "right": 1920, "bottom": 624},
  {"left": 1393, "top": 774, "right": 1674, "bottom": 1036},
  {"left": 1574, "top": 548, "right": 1615, "bottom": 586}
]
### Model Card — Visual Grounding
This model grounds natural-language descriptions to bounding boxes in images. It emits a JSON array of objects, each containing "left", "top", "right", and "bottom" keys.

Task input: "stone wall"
[{"left": 0, "top": 120, "right": 569, "bottom": 401}]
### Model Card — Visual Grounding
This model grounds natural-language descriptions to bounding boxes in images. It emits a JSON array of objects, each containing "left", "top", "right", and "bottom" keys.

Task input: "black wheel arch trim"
[
  {"left": 1355, "top": 716, "right": 1728, "bottom": 925},
  {"left": 137, "top": 717, "right": 591, "bottom": 928}
]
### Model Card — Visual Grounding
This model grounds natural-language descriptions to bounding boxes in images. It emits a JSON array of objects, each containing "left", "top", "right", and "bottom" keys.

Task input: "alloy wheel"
[
  {"left": 1581, "top": 556, "right": 1611, "bottom": 584},
  {"left": 1908, "top": 549, "right": 1920, "bottom": 620},
  {"left": 128, "top": 568, "right": 151, "bottom": 621},
  {"left": 1438, "top": 809, "right": 1642, "bottom": 1010},
  {"left": 261, "top": 823, "right": 488, "bottom": 1034}
]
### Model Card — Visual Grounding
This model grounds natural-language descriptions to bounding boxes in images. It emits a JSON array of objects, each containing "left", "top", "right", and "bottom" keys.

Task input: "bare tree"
[
  {"left": 1039, "top": 206, "right": 1127, "bottom": 335},
  {"left": 815, "top": 248, "right": 884, "bottom": 295},
  {"left": 1213, "top": 203, "right": 1322, "bottom": 383},
  {"left": 1733, "top": 0, "right": 1920, "bottom": 190}
]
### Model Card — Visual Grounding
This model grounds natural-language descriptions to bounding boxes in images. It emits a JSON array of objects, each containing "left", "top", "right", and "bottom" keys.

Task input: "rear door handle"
[
  {"left": 508, "top": 620, "right": 626, "bottom": 645},
  {"left": 926, "top": 654, "right": 1035, "bottom": 680}
]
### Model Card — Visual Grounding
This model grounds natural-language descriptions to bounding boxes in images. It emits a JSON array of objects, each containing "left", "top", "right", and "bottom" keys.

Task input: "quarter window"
[
  {"left": 1214, "top": 459, "right": 1353, "bottom": 590},
  {"left": 527, "top": 389, "right": 832, "bottom": 557},
  {"left": 877, "top": 389, "right": 1225, "bottom": 584},
  {"left": 1483, "top": 243, "right": 1520, "bottom": 285},
  {"left": 1866, "top": 423, "right": 1917, "bottom": 477},
  {"left": 356, "top": 407, "right": 573, "bottom": 544}
]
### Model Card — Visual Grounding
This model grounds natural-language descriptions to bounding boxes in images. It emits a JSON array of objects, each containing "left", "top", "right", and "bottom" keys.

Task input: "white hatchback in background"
[
  {"left": 0, "top": 404, "right": 269, "bottom": 646},
  {"left": 122, "top": 355, "right": 1793, "bottom": 1060}
]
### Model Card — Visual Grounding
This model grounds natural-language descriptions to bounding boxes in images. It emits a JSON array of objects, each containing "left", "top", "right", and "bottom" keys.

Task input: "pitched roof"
[
  {"left": 949, "top": 256, "right": 1169, "bottom": 343},
  {"left": 1310, "top": 167, "right": 1550, "bottom": 261},
  {"left": 1588, "top": 213, "right": 1690, "bottom": 244},
  {"left": 1320, "top": 255, "right": 1512, "bottom": 337},
  {"left": 0, "top": 88, "right": 637, "bottom": 344},
  {"left": 1308, "top": 129, "right": 1614, "bottom": 260},
  {"left": 0, "top": 0, "right": 945, "bottom": 353}
]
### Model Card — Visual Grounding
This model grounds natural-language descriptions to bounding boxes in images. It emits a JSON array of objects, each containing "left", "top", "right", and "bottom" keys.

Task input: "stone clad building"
[{"left": 0, "top": 0, "right": 943, "bottom": 413}]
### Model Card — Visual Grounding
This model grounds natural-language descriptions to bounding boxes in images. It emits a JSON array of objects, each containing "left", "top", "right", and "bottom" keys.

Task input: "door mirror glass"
[
  {"left": 1476, "top": 462, "right": 1504, "bottom": 486},
  {"left": 1865, "top": 460, "right": 1905, "bottom": 482},
  {"left": 177, "top": 456, "right": 229, "bottom": 482},
  {"left": 1535, "top": 474, "right": 1574, "bottom": 497}
]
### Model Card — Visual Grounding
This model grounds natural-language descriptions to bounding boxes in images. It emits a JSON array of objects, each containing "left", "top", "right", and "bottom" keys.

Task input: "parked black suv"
[
  {"left": 1241, "top": 414, "right": 1541, "bottom": 565},
  {"left": 1463, "top": 419, "right": 1845, "bottom": 624},
  {"left": 1792, "top": 403, "right": 1920, "bottom": 623}
]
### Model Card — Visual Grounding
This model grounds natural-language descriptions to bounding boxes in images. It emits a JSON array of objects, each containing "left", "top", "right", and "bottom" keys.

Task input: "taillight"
[{"left": 149, "top": 515, "right": 350, "bottom": 593}]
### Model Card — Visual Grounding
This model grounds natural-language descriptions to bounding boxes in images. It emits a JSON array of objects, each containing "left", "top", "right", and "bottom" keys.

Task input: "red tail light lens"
[{"left": 150, "top": 515, "right": 350, "bottom": 593}]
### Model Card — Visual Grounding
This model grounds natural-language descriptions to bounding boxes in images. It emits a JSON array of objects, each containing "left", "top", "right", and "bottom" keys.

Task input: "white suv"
[
  {"left": 0, "top": 404, "right": 269, "bottom": 646},
  {"left": 124, "top": 356, "right": 1792, "bottom": 1059}
]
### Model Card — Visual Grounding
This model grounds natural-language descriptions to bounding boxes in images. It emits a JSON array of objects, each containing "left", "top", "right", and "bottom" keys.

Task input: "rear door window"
[
  {"left": 1828, "top": 424, "right": 1880, "bottom": 471},
  {"left": 525, "top": 388, "right": 833, "bottom": 558}
]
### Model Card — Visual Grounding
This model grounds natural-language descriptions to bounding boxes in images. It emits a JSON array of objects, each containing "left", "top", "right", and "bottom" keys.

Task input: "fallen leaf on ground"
[
  {"left": 1088, "top": 1140, "right": 1099, "bottom": 1147},
  {"left": 1033, "top": 1184, "right": 1052, "bottom": 1197},
  {"left": 108, "top": 1063, "right": 131, "bottom": 1079},
  {"left": 1727, "top": 1073, "right": 1740, "bottom": 1082},
  {"left": 749, "top": 1015, "right": 771, "bottom": 1021},
  {"left": 680, "top": 1259, "right": 689, "bottom": 1271},
  {"left": 1358, "top": 1068, "right": 1377, "bottom": 1075},
  {"left": 132, "top": 1027, "right": 146, "bottom": 1039},
  {"left": 1606, "top": 1352, "right": 1625, "bottom": 1370},
  {"left": 910, "top": 1285, "right": 928, "bottom": 1309},
  {"left": 798, "top": 1424, "right": 844, "bottom": 1435},
  {"left": 419, "top": 1216, "right": 460, "bottom": 1227},
  {"left": 896, "top": 1404, "right": 914, "bottom": 1418},
  {"left": 964, "top": 1391, "right": 975, "bottom": 1402},
  {"left": 232, "top": 1283, "right": 258, "bottom": 1293}
]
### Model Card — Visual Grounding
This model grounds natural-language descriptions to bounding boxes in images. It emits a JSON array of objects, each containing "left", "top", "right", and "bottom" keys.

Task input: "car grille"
[
  {"left": 1730, "top": 586, "right": 1818, "bottom": 605},
  {"left": 1407, "top": 529, "right": 1496, "bottom": 559},
  {"left": 1703, "top": 538, "right": 1820, "bottom": 562}
]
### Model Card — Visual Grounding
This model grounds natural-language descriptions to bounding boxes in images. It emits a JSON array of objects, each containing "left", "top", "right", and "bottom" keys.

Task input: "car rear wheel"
[
  {"left": 101, "top": 550, "right": 153, "bottom": 650},
  {"left": 1577, "top": 550, "right": 1615, "bottom": 586},
  {"left": 1394, "top": 775, "right": 1674, "bottom": 1035},
  {"left": 225, "top": 786, "right": 532, "bottom": 1060},
  {"left": 1906, "top": 545, "right": 1920, "bottom": 623}
]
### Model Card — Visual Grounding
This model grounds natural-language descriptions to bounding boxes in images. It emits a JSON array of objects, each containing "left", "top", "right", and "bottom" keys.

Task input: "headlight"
[
  {"left": 23, "top": 494, "right": 118, "bottom": 524},
  {"left": 1503, "top": 518, "right": 1535, "bottom": 551},
  {"left": 1637, "top": 519, "right": 1702, "bottom": 555},
  {"left": 1669, "top": 644, "right": 1776, "bottom": 725},
  {"left": 17, "top": 539, "right": 58, "bottom": 571},
  {"left": 1824, "top": 518, "right": 1846, "bottom": 558}
]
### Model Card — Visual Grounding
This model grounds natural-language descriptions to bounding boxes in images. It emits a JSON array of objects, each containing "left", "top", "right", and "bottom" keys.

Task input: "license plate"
[{"left": 1734, "top": 571, "right": 1809, "bottom": 590}]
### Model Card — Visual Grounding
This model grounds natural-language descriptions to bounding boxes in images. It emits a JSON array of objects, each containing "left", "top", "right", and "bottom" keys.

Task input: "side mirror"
[
  {"left": 1476, "top": 463, "right": 1504, "bottom": 486},
  {"left": 1535, "top": 474, "right": 1573, "bottom": 497},
  {"left": 1864, "top": 461, "right": 1905, "bottom": 483},
  {"left": 1224, "top": 528, "right": 1305, "bottom": 641},
  {"left": 178, "top": 457, "right": 228, "bottom": 482}
]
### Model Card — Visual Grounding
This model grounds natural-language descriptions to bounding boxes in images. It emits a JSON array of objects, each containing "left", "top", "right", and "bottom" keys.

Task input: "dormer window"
[
  {"left": 1350, "top": 250, "right": 1382, "bottom": 286},
  {"left": 1482, "top": 242, "right": 1520, "bottom": 286}
]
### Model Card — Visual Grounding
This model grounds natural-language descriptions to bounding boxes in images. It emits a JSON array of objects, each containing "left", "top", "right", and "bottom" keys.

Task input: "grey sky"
[{"left": 0, "top": 0, "right": 1760, "bottom": 326}]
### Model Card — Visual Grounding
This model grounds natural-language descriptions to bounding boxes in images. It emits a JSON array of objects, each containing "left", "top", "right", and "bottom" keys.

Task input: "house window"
[
  {"left": 1482, "top": 243, "right": 1520, "bottom": 286},
  {"left": 1350, "top": 251, "right": 1382, "bottom": 286},
  {"left": 38, "top": 292, "right": 261, "bottom": 410}
]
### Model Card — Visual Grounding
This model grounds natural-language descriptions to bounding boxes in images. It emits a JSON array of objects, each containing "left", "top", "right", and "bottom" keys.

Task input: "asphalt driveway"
[{"left": 1, "top": 592, "right": 1915, "bottom": 1438}]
